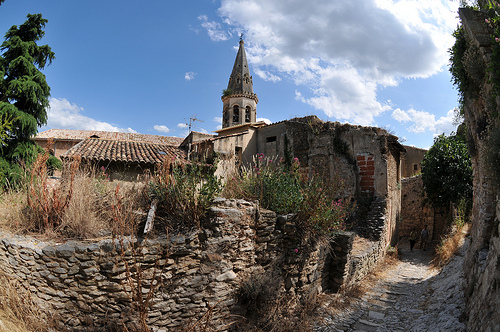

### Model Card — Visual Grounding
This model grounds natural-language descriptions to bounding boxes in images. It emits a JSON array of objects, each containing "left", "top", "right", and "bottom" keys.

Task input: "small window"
[
  {"left": 245, "top": 106, "right": 251, "bottom": 122},
  {"left": 233, "top": 105, "right": 239, "bottom": 123},
  {"left": 413, "top": 163, "right": 418, "bottom": 171},
  {"left": 266, "top": 136, "right": 276, "bottom": 143}
]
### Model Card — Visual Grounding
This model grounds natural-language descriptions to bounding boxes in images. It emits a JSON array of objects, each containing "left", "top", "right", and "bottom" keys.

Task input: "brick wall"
[{"left": 357, "top": 153, "right": 375, "bottom": 195}]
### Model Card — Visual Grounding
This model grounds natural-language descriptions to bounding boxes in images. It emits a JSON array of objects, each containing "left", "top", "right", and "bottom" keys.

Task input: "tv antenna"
[{"left": 185, "top": 116, "right": 204, "bottom": 133}]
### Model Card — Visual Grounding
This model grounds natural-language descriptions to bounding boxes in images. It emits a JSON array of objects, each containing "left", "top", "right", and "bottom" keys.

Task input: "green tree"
[
  {"left": 421, "top": 132, "right": 473, "bottom": 210},
  {"left": 0, "top": 13, "right": 57, "bottom": 187}
]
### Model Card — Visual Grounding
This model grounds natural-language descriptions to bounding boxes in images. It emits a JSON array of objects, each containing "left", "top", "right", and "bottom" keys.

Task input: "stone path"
[{"left": 315, "top": 239, "right": 468, "bottom": 332}]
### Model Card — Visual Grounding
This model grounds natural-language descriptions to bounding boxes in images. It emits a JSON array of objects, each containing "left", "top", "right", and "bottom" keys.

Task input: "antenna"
[{"left": 188, "top": 116, "right": 204, "bottom": 133}]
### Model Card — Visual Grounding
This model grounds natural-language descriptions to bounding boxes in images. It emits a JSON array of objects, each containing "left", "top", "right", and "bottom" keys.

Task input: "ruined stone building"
[{"left": 181, "top": 38, "right": 407, "bottom": 247}]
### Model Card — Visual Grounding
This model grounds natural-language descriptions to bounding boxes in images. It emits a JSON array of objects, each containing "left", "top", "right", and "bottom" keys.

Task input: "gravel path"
[{"left": 316, "top": 238, "right": 468, "bottom": 332}]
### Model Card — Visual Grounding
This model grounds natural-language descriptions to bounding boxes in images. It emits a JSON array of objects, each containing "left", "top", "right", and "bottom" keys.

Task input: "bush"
[
  {"left": 149, "top": 158, "right": 223, "bottom": 229},
  {"left": 223, "top": 154, "right": 351, "bottom": 237}
]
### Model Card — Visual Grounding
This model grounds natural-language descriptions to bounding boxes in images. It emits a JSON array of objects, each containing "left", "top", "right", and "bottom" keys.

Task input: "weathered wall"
[
  {"left": 400, "top": 175, "right": 448, "bottom": 241},
  {"left": 459, "top": 7, "right": 500, "bottom": 330},
  {"left": 0, "top": 197, "right": 395, "bottom": 331},
  {"left": 401, "top": 145, "right": 426, "bottom": 178}
]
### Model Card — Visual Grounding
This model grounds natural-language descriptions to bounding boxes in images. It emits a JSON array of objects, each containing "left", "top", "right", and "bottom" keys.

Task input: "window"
[
  {"left": 266, "top": 136, "right": 276, "bottom": 143},
  {"left": 265, "top": 136, "right": 277, "bottom": 155},
  {"left": 413, "top": 163, "right": 418, "bottom": 171},
  {"left": 245, "top": 106, "right": 251, "bottom": 122},
  {"left": 233, "top": 105, "right": 239, "bottom": 123}
]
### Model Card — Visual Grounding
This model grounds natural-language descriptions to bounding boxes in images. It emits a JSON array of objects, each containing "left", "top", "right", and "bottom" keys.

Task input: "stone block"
[{"left": 56, "top": 244, "right": 75, "bottom": 258}]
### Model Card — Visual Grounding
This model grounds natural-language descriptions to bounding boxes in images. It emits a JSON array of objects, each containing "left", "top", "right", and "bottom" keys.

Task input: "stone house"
[
  {"left": 34, "top": 129, "right": 185, "bottom": 180},
  {"left": 60, "top": 137, "right": 187, "bottom": 181},
  {"left": 402, "top": 145, "right": 426, "bottom": 178}
]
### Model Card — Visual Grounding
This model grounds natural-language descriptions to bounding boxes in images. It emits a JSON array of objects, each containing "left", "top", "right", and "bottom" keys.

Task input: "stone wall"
[
  {"left": 458, "top": 7, "right": 500, "bottom": 331},
  {"left": 400, "top": 175, "right": 448, "bottom": 241},
  {"left": 0, "top": 198, "right": 386, "bottom": 331},
  {"left": 0, "top": 196, "right": 396, "bottom": 331}
]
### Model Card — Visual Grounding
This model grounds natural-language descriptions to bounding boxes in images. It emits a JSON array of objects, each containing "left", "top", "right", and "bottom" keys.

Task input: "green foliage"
[
  {"left": 0, "top": 112, "right": 14, "bottom": 146},
  {"left": 449, "top": 27, "right": 472, "bottom": 114},
  {"left": 421, "top": 133, "right": 473, "bottom": 210},
  {"left": 149, "top": 158, "right": 223, "bottom": 228},
  {"left": 224, "top": 154, "right": 351, "bottom": 237},
  {"left": 222, "top": 88, "right": 233, "bottom": 97},
  {"left": 0, "top": 14, "right": 55, "bottom": 188}
]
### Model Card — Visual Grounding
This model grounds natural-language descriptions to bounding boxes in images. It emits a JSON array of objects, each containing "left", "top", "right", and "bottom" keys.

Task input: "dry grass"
[
  {"left": 431, "top": 223, "right": 471, "bottom": 268},
  {"left": 323, "top": 254, "right": 401, "bottom": 314},
  {"left": 0, "top": 270, "right": 55, "bottom": 332},
  {"left": 0, "top": 190, "right": 26, "bottom": 233},
  {"left": 0, "top": 165, "right": 147, "bottom": 240}
]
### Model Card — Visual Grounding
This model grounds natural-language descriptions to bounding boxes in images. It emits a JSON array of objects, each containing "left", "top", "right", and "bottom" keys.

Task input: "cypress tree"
[{"left": 0, "top": 13, "right": 58, "bottom": 187}]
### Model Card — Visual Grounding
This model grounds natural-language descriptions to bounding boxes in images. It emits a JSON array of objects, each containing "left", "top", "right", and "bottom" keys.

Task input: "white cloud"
[
  {"left": 257, "top": 117, "right": 272, "bottom": 124},
  {"left": 254, "top": 68, "right": 281, "bottom": 82},
  {"left": 153, "top": 125, "right": 170, "bottom": 133},
  {"left": 185, "top": 72, "right": 197, "bottom": 81},
  {"left": 198, "top": 15, "right": 231, "bottom": 41},
  {"left": 177, "top": 123, "right": 188, "bottom": 128},
  {"left": 46, "top": 98, "right": 136, "bottom": 133},
  {"left": 392, "top": 108, "right": 412, "bottom": 123},
  {"left": 391, "top": 107, "right": 456, "bottom": 135},
  {"left": 215, "top": 0, "right": 459, "bottom": 124}
]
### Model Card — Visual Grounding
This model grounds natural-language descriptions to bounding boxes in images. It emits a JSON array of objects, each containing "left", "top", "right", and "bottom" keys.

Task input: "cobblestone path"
[{"left": 315, "top": 240, "right": 467, "bottom": 332}]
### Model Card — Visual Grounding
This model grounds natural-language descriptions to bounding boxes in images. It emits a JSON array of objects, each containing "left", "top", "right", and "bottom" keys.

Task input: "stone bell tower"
[{"left": 221, "top": 37, "right": 258, "bottom": 128}]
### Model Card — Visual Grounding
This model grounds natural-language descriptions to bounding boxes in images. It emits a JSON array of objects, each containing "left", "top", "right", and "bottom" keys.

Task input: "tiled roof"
[
  {"left": 35, "top": 129, "right": 184, "bottom": 147},
  {"left": 61, "top": 138, "right": 187, "bottom": 165}
]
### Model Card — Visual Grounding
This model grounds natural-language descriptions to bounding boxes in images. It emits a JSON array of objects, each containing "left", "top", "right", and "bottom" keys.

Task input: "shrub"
[
  {"left": 149, "top": 158, "right": 223, "bottom": 229},
  {"left": 223, "top": 154, "right": 351, "bottom": 237},
  {"left": 26, "top": 152, "right": 79, "bottom": 232}
]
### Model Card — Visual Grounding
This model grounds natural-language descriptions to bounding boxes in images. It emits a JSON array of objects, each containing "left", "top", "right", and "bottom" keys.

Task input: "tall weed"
[
  {"left": 26, "top": 152, "right": 79, "bottom": 232},
  {"left": 223, "top": 154, "right": 352, "bottom": 237},
  {"left": 149, "top": 158, "right": 222, "bottom": 229}
]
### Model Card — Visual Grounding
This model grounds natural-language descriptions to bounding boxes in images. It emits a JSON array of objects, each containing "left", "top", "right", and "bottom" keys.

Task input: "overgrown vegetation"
[
  {"left": 421, "top": 132, "right": 472, "bottom": 212},
  {"left": 432, "top": 217, "right": 471, "bottom": 268},
  {"left": 223, "top": 154, "right": 351, "bottom": 237},
  {"left": 0, "top": 269, "right": 55, "bottom": 332},
  {"left": 149, "top": 158, "right": 223, "bottom": 230},
  {"left": 235, "top": 268, "right": 317, "bottom": 332}
]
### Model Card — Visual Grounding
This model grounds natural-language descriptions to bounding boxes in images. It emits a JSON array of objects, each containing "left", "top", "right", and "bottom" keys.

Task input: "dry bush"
[
  {"left": 1, "top": 162, "right": 147, "bottom": 239},
  {"left": 26, "top": 153, "right": 79, "bottom": 233},
  {"left": 0, "top": 190, "right": 26, "bottom": 232},
  {"left": 326, "top": 254, "right": 400, "bottom": 314},
  {"left": 432, "top": 223, "right": 471, "bottom": 268},
  {"left": 234, "top": 267, "right": 317, "bottom": 332},
  {"left": 0, "top": 270, "right": 56, "bottom": 332}
]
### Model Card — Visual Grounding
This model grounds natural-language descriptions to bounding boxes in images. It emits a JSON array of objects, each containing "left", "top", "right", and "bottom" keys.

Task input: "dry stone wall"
[{"left": 0, "top": 198, "right": 384, "bottom": 331}]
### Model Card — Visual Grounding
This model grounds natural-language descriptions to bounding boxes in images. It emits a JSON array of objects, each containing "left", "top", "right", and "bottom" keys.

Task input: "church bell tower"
[{"left": 221, "top": 37, "right": 258, "bottom": 128}]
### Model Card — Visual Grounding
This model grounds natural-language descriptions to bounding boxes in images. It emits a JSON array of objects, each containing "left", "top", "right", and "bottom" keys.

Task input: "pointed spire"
[{"left": 227, "top": 38, "right": 254, "bottom": 95}]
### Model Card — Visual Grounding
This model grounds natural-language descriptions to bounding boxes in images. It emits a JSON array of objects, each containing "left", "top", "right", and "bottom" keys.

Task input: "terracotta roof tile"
[
  {"left": 61, "top": 138, "right": 187, "bottom": 165},
  {"left": 35, "top": 129, "right": 185, "bottom": 147}
]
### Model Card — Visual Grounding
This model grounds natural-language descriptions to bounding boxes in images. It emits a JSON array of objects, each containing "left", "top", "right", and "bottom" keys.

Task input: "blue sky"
[{"left": 1, "top": 0, "right": 461, "bottom": 149}]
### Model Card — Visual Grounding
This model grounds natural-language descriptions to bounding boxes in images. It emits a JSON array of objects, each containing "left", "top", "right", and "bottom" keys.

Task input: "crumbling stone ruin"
[{"left": 455, "top": 7, "right": 500, "bottom": 330}]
